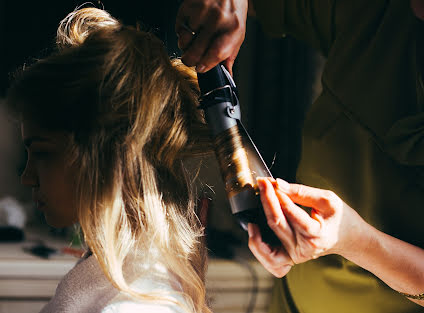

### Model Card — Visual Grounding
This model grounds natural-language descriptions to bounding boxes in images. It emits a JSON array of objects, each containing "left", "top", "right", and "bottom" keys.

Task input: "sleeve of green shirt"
[{"left": 252, "top": 0, "right": 424, "bottom": 168}]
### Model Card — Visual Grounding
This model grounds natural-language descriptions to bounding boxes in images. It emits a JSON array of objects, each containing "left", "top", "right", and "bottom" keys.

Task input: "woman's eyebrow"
[{"left": 23, "top": 136, "right": 51, "bottom": 148}]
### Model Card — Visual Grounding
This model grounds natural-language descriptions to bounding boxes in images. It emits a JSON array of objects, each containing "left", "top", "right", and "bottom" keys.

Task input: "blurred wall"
[{"left": 0, "top": 99, "right": 29, "bottom": 200}]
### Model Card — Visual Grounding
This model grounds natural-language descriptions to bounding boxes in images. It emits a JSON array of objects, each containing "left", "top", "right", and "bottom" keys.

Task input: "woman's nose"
[{"left": 20, "top": 161, "right": 39, "bottom": 187}]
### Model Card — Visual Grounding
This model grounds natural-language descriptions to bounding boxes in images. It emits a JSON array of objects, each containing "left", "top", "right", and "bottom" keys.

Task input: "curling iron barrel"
[{"left": 197, "top": 65, "right": 280, "bottom": 247}]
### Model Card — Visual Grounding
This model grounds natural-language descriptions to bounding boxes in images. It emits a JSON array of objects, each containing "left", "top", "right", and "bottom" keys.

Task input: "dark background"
[
  {"left": 0, "top": 1, "right": 182, "bottom": 96},
  {"left": 0, "top": 0, "right": 320, "bottom": 181}
]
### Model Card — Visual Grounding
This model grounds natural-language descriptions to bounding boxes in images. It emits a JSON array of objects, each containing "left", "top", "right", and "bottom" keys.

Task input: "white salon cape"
[{"left": 39, "top": 253, "right": 186, "bottom": 313}]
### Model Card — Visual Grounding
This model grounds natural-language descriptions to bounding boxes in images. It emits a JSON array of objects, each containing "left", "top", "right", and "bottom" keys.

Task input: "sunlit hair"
[{"left": 7, "top": 7, "right": 212, "bottom": 313}]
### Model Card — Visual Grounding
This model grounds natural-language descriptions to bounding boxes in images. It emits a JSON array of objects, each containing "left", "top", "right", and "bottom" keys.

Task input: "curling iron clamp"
[{"left": 197, "top": 65, "right": 280, "bottom": 247}]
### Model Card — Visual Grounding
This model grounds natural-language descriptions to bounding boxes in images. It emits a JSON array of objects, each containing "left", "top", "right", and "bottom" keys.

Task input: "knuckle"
[
  {"left": 215, "top": 48, "right": 230, "bottom": 61},
  {"left": 326, "top": 190, "right": 337, "bottom": 201},
  {"left": 206, "top": 44, "right": 225, "bottom": 61},
  {"left": 297, "top": 185, "right": 310, "bottom": 198},
  {"left": 290, "top": 184, "right": 302, "bottom": 197},
  {"left": 322, "top": 190, "right": 341, "bottom": 208},
  {"left": 232, "top": 16, "right": 240, "bottom": 30},
  {"left": 303, "top": 221, "right": 320, "bottom": 236},
  {"left": 301, "top": 223, "right": 313, "bottom": 234},
  {"left": 317, "top": 191, "right": 333, "bottom": 208},
  {"left": 267, "top": 216, "right": 282, "bottom": 230},
  {"left": 209, "top": 5, "right": 225, "bottom": 23}
]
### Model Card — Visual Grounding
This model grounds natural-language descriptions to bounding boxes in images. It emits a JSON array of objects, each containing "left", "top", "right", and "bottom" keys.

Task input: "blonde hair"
[{"left": 8, "top": 7, "right": 212, "bottom": 313}]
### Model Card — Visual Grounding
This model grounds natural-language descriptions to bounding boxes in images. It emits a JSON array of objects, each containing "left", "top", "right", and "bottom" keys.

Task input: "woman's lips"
[{"left": 33, "top": 192, "right": 47, "bottom": 211}]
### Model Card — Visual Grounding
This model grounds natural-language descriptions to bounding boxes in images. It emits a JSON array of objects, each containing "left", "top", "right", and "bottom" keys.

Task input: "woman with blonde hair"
[{"left": 6, "top": 7, "right": 212, "bottom": 313}]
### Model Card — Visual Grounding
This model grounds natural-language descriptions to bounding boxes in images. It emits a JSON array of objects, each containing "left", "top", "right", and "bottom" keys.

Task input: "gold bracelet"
[{"left": 398, "top": 291, "right": 424, "bottom": 300}]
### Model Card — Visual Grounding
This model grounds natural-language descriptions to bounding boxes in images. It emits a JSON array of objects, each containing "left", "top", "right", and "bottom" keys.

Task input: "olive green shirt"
[{"left": 252, "top": 0, "right": 424, "bottom": 312}]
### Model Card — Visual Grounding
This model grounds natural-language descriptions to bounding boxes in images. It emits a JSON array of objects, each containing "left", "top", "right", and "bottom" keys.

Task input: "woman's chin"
[{"left": 44, "top": 213, "right": 75, "bottom": 229}]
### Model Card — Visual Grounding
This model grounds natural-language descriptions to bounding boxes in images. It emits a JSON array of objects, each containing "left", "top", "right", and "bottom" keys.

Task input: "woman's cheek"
[{"left": 36, "top": 157, "right": 67, "bottom": 193}]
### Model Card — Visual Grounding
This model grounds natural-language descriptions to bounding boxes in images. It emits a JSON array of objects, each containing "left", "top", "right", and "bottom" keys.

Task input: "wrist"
[
  {"left": 340, "top": 221, "right": 376, "bottom": 262},
  {"left": 331, "top": 205, "right": 375, "bottom": 261}
]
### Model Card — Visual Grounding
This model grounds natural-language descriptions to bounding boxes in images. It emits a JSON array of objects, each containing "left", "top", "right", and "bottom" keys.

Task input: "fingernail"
[
  {"left": 196, "top": 64, "right": 205, "bottom": 72},
  {"left": 276, "top": 178, "right": 290, "bottom": 192}
]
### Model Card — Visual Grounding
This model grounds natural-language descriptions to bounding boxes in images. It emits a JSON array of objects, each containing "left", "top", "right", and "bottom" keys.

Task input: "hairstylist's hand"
[
  {"left": 248, "top": 177, "right": 366, "bottom": 278},
  {"left": 175, "top": 0, "right": 248, "bottom": 74}
]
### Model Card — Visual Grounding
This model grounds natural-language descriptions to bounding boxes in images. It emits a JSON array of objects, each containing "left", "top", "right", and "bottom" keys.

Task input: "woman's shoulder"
[
  {"left": 102, "top": 263, "right": 187, "bottom": 313},
  {"left": 101, "top": 300, "right": 184, "bottom": 313}
]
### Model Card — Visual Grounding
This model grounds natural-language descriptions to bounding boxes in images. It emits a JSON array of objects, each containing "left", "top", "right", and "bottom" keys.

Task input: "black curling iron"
[{"left": 197, "top": 65, "right": 280, "bottom": 247}]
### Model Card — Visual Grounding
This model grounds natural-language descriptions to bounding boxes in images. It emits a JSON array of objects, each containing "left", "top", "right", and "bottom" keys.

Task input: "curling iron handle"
[{"left": 197, "top": 65, "right": 228, "bottom": 94}]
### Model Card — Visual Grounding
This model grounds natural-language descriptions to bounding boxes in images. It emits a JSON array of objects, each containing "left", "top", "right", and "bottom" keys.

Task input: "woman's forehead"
[{"left": 21, "top": 120, "right": 67, "bottom": 145}]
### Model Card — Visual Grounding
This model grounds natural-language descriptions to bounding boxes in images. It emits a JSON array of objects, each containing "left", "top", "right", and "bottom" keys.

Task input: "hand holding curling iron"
[
  {"left": 249, "top": 177, "right": 367, "bottom": 278},
  {"left": 176, "top": 0, "right": 248, "bottom": 74}
]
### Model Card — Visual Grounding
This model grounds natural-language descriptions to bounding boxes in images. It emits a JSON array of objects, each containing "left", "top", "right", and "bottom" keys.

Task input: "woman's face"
[{"left": 21, "top": 119, "right": 78, "bottom": 228}]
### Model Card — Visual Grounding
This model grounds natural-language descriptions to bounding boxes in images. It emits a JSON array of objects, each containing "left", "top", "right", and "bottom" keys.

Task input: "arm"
[
  {"left": 345, "top": 221, "right": 424, "bottom": 306},
  {"left": 248, "top": 177, "right": 424, "bottom": 306}
]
